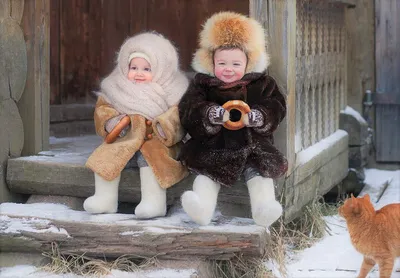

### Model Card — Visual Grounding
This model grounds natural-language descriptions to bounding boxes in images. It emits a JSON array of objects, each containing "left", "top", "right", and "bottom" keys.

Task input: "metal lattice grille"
[{"left": 295, "top": 0, "right": 346, "bottom": 152}]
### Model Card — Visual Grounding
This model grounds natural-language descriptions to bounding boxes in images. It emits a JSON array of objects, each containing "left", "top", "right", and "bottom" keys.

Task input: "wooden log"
[
  {"left": 0, "top": 18, "right": 27, "bottom": 102},
  {"left": 10, "top": 0, "right": 25, "bottom": 24},
  {"left": 0, "top": 204, "right": 268, "bottom": 260},
  {"left": 19, "top": 0, "right": 50, "bottom": 154},
  {"left": 0, "top": 99, "right": 24, "bottom": 157},
  {"left": 0, "top": 0, "right": 10, "bottom": 21}
]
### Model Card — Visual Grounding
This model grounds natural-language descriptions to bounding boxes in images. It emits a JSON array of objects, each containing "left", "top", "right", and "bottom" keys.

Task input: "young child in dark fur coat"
[{"left": 178, "top": 12, "right": 288, "bottom": 227}]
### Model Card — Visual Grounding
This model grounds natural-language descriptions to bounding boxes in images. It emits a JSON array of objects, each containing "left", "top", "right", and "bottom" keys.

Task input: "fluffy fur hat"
[{"left": 192, "top": 11, "right": 270, "bottom": 75}]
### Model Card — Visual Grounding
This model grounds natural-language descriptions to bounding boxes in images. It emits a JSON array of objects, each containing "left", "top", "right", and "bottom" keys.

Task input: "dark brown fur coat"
[{"left": 178, "top": 72, "right": 288, "bottom": 186}]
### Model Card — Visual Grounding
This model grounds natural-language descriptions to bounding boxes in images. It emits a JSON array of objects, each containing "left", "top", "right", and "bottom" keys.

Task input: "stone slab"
[{"left": 6, "top": 135, "right": 251, "bottom": 206}]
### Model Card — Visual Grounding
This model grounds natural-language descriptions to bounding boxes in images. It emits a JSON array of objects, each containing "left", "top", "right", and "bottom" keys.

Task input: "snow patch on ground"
[
  {"left": 268, "top": 168, "right": 400, "bottom": 278},
  {"left": 0, "top": 265, "right": 197, "bottom": 278}
]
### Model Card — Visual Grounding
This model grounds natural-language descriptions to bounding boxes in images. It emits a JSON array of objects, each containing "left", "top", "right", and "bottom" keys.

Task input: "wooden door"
[
  {"left": 50, "top": 0, "right": 249, "bottom": 104},
  {"left": 374, "top": 0, "right": 400, "bottom": 162}
]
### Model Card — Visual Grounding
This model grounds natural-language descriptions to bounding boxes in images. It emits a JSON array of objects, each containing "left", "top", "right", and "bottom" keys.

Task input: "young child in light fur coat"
[
  {"left": 178, "top": 12, "right": 288, "bottom": 227},
  {"left": 84, "top": 32, "right": 189, "bottom": 218}
]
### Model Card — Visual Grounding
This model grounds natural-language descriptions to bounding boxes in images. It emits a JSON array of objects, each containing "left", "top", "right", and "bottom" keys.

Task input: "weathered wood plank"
[
  {"left": 374, "top": 0, "right": 400, "bottom": 162},
  {"left": 50, "top": 0, "right": 60, "bottom": 104},
  {"left": 375, "top": 0, "right": 399, "bottom": 97},
  {"left": 101, "top": 0, "right": 131, "bottom": 80},
  {"left": 262, "top": 0, "right": 296, "bottom": 176},
  {"left": 293, "top": 129, "right": 348, "bottom": 185},
  {"left": 19, "top": 0, "right": 50, "bottom": 154},
  {"left": 284, "top": 149, "right": 348, "bottom": 222},
  {"left": 345, "top": 0, "right": 374, "bottom": 113},
  {"left": 0, "top": 204, "right": 268, "bottom": 260},
  {"left": 328, "top": 0, "right": 356, "bottom": 7},
  {"left": 375, "top": 104, "right": 400, "bottom": 162}
]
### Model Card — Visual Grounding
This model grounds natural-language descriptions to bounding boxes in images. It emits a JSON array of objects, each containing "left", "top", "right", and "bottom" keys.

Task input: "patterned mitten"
[
  {"left": 207, "top": 106, "right": 229, "bottom": 125},
  {"left": 244, "top": 109, "right": 264, "bottom": 127}
]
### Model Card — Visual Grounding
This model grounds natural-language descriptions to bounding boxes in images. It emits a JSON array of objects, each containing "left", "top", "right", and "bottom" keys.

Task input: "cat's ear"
[
  {"left": 350, "top": 195, "right": 360, "bottom": 214},
  {"left": 364, "top": 194, "right": 371, "bottom": 202}
]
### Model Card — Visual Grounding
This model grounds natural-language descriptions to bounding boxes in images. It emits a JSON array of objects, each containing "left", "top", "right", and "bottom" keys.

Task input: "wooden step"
[
  {"left": 6, "top": 135, "right": 250, "bottom": 206},
  {"left": 0, "top": 203, "right": 268, "bottom": 260}
]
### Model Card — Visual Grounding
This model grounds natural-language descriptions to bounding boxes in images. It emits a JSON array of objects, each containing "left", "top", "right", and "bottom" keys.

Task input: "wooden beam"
[
  {"left": 257, "top": 0, "right": 296, "bottom": 176},
  {"left": 18, "top": 0, "right": 50, "bottom": 154}
]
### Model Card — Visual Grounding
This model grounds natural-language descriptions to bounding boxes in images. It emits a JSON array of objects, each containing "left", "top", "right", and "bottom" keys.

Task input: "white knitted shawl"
[{"left": 98, "top": 32, "right": 189, "bottom": 120}]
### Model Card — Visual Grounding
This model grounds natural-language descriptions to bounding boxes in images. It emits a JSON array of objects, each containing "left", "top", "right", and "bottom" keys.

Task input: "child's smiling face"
[
  {"left": 127, "top": 57, "right": 153, "bottom": 83},
  {"left": 213, "top": 48, "right": 247, "bottom": 83}
]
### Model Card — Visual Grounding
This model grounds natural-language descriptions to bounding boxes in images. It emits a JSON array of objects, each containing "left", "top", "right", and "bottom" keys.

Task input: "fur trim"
[{"left": 192, "top": 12, "right": 270, "bottom": 75}]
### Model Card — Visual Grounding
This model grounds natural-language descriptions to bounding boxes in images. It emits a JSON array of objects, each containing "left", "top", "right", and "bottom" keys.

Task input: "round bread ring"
[
  {"left": 105, "top": 116, "right": 131, "bottom": 144},
  {"left": 222, "top": 100, "right": 251, "bottom": 130}
]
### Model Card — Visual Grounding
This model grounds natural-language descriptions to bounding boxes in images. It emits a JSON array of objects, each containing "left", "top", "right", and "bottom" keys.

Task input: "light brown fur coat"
[
  {"left": 339, "top": 194, "right": 400, "bottom": 278},
  {"left": 85, "top": 96, "right": 188, "bottom": 189}
]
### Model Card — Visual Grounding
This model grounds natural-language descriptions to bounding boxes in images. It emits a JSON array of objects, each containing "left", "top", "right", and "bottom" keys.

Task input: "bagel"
[
  {"left": 222, "top": 100, "right": 251, "bottom": 130},
  {"left": 104, "top": 116, "right": 131, "bottom": 144}
]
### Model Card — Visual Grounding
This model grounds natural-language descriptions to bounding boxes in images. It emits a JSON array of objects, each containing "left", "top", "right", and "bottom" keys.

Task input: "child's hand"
[
  {"left": 105, "top": 114, "right": 129, "bottom": 137},
  {"left": 244, "top": 109, "right": 264, "bottom": 127},
  {"left": 156, "top": 123, "right": 166, "bottom": 139},
  {"left": 208, "top": 106, "right": 229, "bottom": 125}
]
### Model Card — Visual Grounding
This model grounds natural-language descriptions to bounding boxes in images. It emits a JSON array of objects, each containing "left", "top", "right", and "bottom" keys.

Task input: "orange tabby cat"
[{"left": 339, "top": 194, "right": 400, "bottom": 278}]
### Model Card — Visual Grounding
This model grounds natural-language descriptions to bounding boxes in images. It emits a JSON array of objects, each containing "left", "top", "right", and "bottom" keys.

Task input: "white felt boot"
[
  {"left": 83, "top": 173, "right": 120, "bottom": 214},
  {"left": 134, "top": 167, "right": 167, "bottom": 219},
  {"left": 247, "top": 176, "right": 283, "bottom": 227},
  {"left": 181, "top": 175, "right": 220, "bottom": 225}
]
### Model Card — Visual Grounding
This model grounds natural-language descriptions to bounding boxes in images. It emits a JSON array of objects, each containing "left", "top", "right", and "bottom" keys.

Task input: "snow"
[
  {"left": 269, "top": 168, "right": 400, "bottom": 278},
  {"left": 0, "top": 265, "right": 197, "bottom": 278},
  {"left": 0, "top": 203, "right": 262, "bottom": 235},
  {"left": 0, "top": 216, "right": 69, "bottom": 237},
  {"left": 341, "top": 106, "right": 368, "bottom": 125},
  {"left": 1, "top": 168, "right": 399, "bottom": 278},
  {"left": 17, "top": 135, "right": 101, "bottom": 165},
  {"left": 295, "top": 129, "right": 347, "bottom": 166}
]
